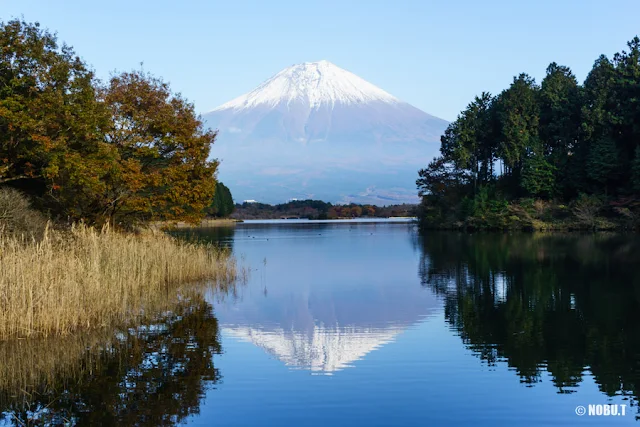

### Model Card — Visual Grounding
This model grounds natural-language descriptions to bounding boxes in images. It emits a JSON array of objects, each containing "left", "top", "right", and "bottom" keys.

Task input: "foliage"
[
  {"left": 208, "top": 182, "right": 234, "bottom": 218},
  {"left": 538, "top": 63, "right": 582, "bottom": 178},
  {"left": 0, "top": 19, "right": 219, "bottom": 226},
  {"left": 495, "top": 74, "right": 540, "bottom": 182},
  {"left": 520, "top": 143, "right": 556, "bottom": 198},
  {"left": 0, "top": 19, "right": 110, "bottom": 215},
  {"left": 98, "top": 71, "right": 218, "bottom": 225},
  {"left": 439, "top": 92, "right": 495, "bottom": 192},
  {"left": 632, "top": 146, "right": 640, "bottom": 191},
  {"left": 417, "top": 35, "right": 640, "bottom": 229},
  {"left": 587, "top": 136, "right": 619, "bottom": 193}
]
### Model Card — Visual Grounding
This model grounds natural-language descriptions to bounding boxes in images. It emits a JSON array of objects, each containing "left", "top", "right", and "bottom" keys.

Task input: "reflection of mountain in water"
[
  {"left": 225, "top": 324, "right": 406, "bottom": 374},
  {"left": 193, "top": 221, "right": 440, "bottom": 374},
  {"left": 216, "top": 277, "right": 439, "bottom": 373}
]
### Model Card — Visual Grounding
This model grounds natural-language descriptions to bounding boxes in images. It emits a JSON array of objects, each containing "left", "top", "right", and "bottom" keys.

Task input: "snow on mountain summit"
[{"left": 211, "top": 60, "right": 401, "bottom": 112}]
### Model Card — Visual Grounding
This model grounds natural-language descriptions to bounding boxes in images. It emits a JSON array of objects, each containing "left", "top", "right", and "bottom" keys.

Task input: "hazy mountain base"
[
  {"left": 205, "top": 100, "right": 448, "bottom": 145},
  {"left": 212, "top": 138, "right": 438, "bottom": 204}
]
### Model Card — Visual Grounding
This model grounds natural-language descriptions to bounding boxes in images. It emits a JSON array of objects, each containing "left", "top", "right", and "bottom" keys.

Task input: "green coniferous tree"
[
  {"left": 208, "top": 182, "right": 234, "bottom": 217},
  {"left": 494, "top": 74, "right": 540, "bottom": 196},
  {"left": 521, "top": 142, "right": 556, "bottom": 198},
  {"left": 587, "top": 136, "right": 620, "bottom": 194},
  {"left": 610, "top": 37, "right": 640, "bottom": 187},
  {"left": 539, "top": 63, "right": 582, "bottom": 196}
]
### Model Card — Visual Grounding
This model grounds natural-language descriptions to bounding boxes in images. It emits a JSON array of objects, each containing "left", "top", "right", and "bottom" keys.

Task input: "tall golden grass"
[{"left": 0, "top": 224, "right": 238, "bottom": 339}]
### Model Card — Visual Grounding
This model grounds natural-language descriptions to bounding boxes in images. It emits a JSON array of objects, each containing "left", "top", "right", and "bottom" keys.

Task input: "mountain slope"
[{"left": 203, "top": 61, "right": 447, "bottom": 204}]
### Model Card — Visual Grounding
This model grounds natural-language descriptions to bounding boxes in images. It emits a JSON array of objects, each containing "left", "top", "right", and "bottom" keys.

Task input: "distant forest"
[
  {"left": 417, "top": 37, "right": 640, "bottom": 230},
  {"left": 231, "top": 200, "right": 417, "bottom": 220}
]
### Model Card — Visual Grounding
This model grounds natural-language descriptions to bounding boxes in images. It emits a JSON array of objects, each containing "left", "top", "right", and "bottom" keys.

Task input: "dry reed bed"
[{"left": 0, "top": 224, "right": 238, "bottom": 339}]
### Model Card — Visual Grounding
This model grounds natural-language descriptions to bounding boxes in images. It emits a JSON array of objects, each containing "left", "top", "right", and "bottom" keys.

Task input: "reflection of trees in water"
[
  {"left": 0, "top": 295, "right": 222, "bottom": 426},
  {"left": 419, "top": 232, "right": 640, "bottom": 416}
]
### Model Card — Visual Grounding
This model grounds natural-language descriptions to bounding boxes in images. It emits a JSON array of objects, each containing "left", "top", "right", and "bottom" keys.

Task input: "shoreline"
[
  {"left": 416, "top": 198, "right": 640, "bottom": 233},
  {"left": 417, "top": 221, "right": 636, "bottom": 233},
  {"left": 149, "top": 218, "right": 243, "bottom": 230},
  {"left": 231, "top": 217, "right": 418, "bottom": 224},
  {"left": 156, "top": 217, "right": 419, "bottom": 227}
]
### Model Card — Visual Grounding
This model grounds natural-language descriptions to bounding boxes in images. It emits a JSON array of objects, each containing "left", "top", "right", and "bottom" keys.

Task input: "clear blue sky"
[{"left": 2, "top": 0, "right": 639, "bottom": 121}]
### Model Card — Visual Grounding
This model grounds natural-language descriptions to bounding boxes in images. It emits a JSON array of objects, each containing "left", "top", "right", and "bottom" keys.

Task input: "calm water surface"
[{"left": 2, "top": 220, "right": 639, "bottom": 426}]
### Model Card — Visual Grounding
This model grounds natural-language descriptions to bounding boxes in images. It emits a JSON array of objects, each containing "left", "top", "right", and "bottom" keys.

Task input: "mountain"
[{"left": 203, "top": 60, "right": 448, "bottom": 204}]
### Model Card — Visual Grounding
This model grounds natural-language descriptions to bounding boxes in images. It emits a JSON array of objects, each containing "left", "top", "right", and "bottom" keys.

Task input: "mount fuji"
[{"left": 203, "top": 60, "right": 447, "bottom": 204}]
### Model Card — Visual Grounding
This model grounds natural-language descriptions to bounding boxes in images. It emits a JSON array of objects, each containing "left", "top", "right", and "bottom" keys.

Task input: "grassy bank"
[
  {"left": 0, "top": 224, "right": 239, "bottom": 340},
  {"left": 419, "top": 196, "right": 640, "bottom": 231}
]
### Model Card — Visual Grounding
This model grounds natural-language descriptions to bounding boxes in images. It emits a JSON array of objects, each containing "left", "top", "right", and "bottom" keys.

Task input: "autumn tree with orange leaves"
[
  {"left": 100, "top": 71, "right": 218, "bottom": 224},
  {"left": 0, "top": 19, "right": 219, "bottom": 225},
  {"left": 0, "top": 20, "right": 110, "bottom": 204}
]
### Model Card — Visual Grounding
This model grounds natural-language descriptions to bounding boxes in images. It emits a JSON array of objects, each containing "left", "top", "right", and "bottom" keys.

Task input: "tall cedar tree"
[
  {"left": 209, "top": 182, "right": 234, "bottom": 218},
  {"left": 611, "top": 37, "right": 640, "bottom": 188},
  {"left": 494, "top": 74, "right": 540, "bottom": 194},
  {"left": 439, "top": 92, "right": 495, "bottom": 195},
  {"left": 538, "top": 63, "right": 582, "bottom": 197}
]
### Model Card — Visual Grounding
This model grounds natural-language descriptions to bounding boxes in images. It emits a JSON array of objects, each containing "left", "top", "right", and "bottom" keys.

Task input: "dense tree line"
[
  {"left": 0, "top": 20, "right": 221, "bottom": 226},
  {"left": 417, "top": 37, "right": 640, "bottom": 229},
  {"left": 231, "top": 200, "right": 417, "bottom": 220}
]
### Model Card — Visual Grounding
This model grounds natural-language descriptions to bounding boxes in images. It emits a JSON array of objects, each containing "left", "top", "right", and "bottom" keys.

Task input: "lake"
[{"left": 2, "top": 220, "right": 639, "bottom": 426}]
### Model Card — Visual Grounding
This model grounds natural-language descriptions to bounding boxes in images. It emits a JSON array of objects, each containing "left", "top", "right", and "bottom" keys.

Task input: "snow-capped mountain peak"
[{"left": 210, "top": 60, "right": 401, "bottom": 112}]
